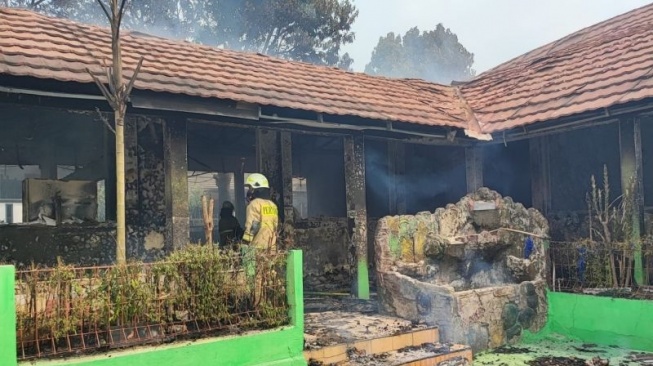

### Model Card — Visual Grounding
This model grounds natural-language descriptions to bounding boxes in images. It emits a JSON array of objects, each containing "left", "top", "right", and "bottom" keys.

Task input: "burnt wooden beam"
[
  {"left": 465, "top": 146, "right": 484, "bottom": 193},
  {"left": 387, "top": 141, "right": 406, "bottom": 215},
  {"left": 529, "top": 136, "right": 551, "bottom": 215},
  {"left": 280, "top": 131, "right": 294, "bottom": 247},
  {"left": 634, "top": 118, "right": 645, "bottom": 231},
  {"left": 619, "top": 116, "right": 644, "bottom": 285},
  {"left": 344, "top": 135, "right": 369, "bottom": 299},
  {"left": 256, "top": 128, "right": 284, "bottom": 220},
  {"left": 234, "top": 169, "right": 246, "bottom": 225},
  {"left": 164, "top": 117, "right": 190, "bottom": 250},
  {"left": 39, "top": 140, "right": 58, "bottom": 179},
  {"left": 124, "top": 117, "right": 139, "bottom": 224},
  {"left": 215, "top": 173, "right": 232, "bottom": 206},
  {"left": 104, "top": 121, "right": 117, "bottom": 221}
]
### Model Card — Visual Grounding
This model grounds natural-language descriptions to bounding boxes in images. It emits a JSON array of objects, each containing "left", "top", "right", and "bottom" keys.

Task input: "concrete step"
[
  {"left": 347, "top": 343, "right": 472, "bottom": 366},
  {"left": 304, "top": 327, "right": 472, "bottom": 365}
]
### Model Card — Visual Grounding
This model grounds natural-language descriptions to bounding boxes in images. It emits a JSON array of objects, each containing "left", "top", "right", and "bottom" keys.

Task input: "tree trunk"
[
  {"left": 115, "top": 116, "right": 126, "bottom": 263},
  {"left": 111, "top": 0, "right": 126, "bottom": 264}
]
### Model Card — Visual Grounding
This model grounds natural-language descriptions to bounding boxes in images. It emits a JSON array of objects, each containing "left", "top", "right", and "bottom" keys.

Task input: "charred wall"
[
  {"left": 0, "top": 111, "right": 172, "bottom": 266},
  {"left": 404, "top": 144, "right": 467, "bottom": 214},
  {"left": 365, "top": 140, "right": 467, "bottom": 218},
  {"left": 548, "top": 124, "right": 621, "bottom": 212},
  {"left": 483, "top": 140, "right": 532, "bottom": 206},
  {"left": 292, "top": 134, "right": 346, "bottom": 217},
  {"left": 642, "top": 118, "right": 653, "bottom": 209},
  {"left": 292, "top": 134, "right": 348, "bottom": 291}
]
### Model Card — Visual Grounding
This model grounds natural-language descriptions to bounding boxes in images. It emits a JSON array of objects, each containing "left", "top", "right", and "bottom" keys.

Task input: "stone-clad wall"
[
  {"left": 295, "top": 218, "right": 352, "bottom": 291},
  {"left": 295, "top": 217, "right": 379, "bottom": 292}
]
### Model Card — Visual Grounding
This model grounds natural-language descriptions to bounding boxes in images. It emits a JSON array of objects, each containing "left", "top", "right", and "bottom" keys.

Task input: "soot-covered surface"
[{"left": 475, "top": 335, "right": 652, "bottom": 365}]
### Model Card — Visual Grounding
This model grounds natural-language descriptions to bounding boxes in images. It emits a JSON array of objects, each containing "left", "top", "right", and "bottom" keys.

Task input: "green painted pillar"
[
  {"left": 619, "top": 118, "right": 644, "bottom": 285},
  {"left": 0, "top": 265, "right": 17, "bottom": 366},
  {"left": 344, "top": 135, "right": 370, "bottom": 300},
  {"left": 287, "top": 250, "right": 304, "bottom": 330}
]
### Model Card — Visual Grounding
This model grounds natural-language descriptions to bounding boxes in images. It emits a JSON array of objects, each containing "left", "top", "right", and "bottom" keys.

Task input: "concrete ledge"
[
  {"left": 397, "top": 346, "right": 473, "bottom": 366},
  {"left": 304, "top": 328, "right": 439, "bottom": 364}
]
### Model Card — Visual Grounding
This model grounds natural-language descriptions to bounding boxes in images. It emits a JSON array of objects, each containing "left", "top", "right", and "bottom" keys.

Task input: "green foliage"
[
  {"left": 365, "top": 24, "right": 475, "bottom": 83},
  {"left": 16, "top": 246, "right": 289, "bottom": 348},
  {"left": 203, "top": 0, "right": 359, "bottom": 68}
]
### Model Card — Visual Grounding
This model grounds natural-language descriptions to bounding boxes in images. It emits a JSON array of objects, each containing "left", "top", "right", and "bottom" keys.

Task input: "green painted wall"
[
  {"left": 1, "top": 266, "right": 17, "bottom": 366},
  {"left": 2, "top": 251, "right": 306, "bottom": 366},
  {"left": 525, "top": 291, "right": 653, "bottom": 352}
]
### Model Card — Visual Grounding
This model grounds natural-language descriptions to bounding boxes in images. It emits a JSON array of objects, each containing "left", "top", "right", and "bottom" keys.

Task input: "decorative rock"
[
  {"left": 502, "top": 303, "right": 519, "bottom": 330},
  {"left": 518, "top": 307, "right": 536, "bottom": 328},
  {"left": 375, "top": 188, "right": 549, "bottom": 353}
]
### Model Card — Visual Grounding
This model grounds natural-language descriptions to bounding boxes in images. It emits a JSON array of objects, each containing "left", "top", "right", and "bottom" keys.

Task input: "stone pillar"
[
  {"left": 124, "top": 117, "right": 139, "bottom": 224},
  {"left": 465, "top": 146, "right": 484, "bottom": 193},
  {"left": 344, "top": 135, "right": 369, "bottom": 299},
  {"left": 280, "top": 131, "right": 295, "bottom": 247},
  {"left": 388, "top": 141, "right": 406, "bottom": 215},
  {"left": 619, "top": 116, "right": 645, "bottom": 285},
  {"left": 164, "top": 118, "right": 189, "bottom": 251},
  {"left": 256, "top": 128, "right": 283, "bottom": 219},
  {"left": 529, "top": 136, "right": 551, "bottom": 215}
]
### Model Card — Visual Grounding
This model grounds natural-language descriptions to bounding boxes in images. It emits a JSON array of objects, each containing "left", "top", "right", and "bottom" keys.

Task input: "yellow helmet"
[{"left": 245, "top": 173, "right": 269, "bottom": 189}]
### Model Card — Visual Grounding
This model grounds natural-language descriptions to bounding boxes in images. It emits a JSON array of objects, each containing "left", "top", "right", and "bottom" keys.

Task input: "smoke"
[{"left": 364, "top": 142, "right": 466, "bottom": 217}]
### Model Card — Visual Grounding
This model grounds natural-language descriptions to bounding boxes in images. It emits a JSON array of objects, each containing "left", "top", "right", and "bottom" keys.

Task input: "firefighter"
[
  {"left": 241, "top": 173, "right": 279, "bottom": 306},
  {"left": 242, "top": 173, "right": 278, "bottom": 250},
  {"left": 217, "top": 201, "right": 243, "bottom": 250}
]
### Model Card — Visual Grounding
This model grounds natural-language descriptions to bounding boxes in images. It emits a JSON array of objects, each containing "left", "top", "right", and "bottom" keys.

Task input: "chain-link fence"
[
  {"left": 15, "top": 246, "right": 289, "bottom": 360},
  {"left": 549, "top": 241, "right": 653, "bottom": 298}
]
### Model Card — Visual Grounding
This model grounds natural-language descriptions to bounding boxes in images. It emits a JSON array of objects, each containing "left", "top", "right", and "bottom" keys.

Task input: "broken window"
[
  {"left": 292, "top": 177, "right": 308, "bottom": 219},
  {"left": 5, "top": 203, "right": 13, "bottom": 224},
  {"left": 188, "top": 171, "right": 237, "bottom": 242},
  {"left": 292, "top": 134, "right": 346, "bottom": 218},
  {"left": 0, "top": 165, "right": 40, "bottom": 224}
]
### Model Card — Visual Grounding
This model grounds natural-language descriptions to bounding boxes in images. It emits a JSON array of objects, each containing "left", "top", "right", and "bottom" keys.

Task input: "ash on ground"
[
  {"left": 304, "top": 311, "right": 426, "bottom": 350},
  {"left": 304, "top": 294, "right": 378, "bottom": 314},
  {"left": 346, "top": 343, "right": 470, "bottom": 366},
  {"left": 475, "top": 336, "right": 651, "bottom": 366}
]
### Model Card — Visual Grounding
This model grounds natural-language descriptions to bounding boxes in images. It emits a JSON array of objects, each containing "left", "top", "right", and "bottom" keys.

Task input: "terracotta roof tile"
[
  {"left": 460, "top": 3, "right": 653, "bottom": 133},
  {"left": 0, "top": 7, "right": 470, "bottom": 130},
  {"left": 3, "top": 4, "right": 653, "bottom": 137}
]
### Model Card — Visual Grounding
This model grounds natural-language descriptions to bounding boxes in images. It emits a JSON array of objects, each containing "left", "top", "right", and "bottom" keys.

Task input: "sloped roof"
[
  {"left": 2, "top": 5, "right": 653, "bottom": 137},
  {"left": 460, "top": 3, "right": 653, "bottom": 133},
  {"left": 0, "top": 7, "right": 471, "bottom": 131}
]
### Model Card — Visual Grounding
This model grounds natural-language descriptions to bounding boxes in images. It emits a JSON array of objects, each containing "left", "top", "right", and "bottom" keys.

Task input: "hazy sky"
[{"left": 343, "top": 0, "right": 651, "bottom": 74}]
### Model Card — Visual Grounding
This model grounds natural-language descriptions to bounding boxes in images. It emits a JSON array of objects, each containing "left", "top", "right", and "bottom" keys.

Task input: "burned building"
[{"left": 1, "top": 3, "right": 653, "bottom": 313}]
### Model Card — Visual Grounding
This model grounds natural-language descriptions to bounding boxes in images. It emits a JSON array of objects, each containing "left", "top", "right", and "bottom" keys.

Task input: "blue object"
[{"left": 524, "top": 236, "right": 534, "bottom": 259}]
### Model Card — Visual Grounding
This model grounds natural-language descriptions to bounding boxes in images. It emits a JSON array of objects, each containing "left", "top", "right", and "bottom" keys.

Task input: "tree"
[
  {"left": 365, "top": 24, "right": 475, "bottom": 84},
  {"left": 201, "top": 0, "right": 358, "bottom": 68},
  {"left": 87, "top": 0, "right": 143, "bottom": 265},
  {"left": 3, "top": 0, "right": 91, "bottom": 17},
  {"left": 8, "top": 0, "right": 358, "bottom": 68}
]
